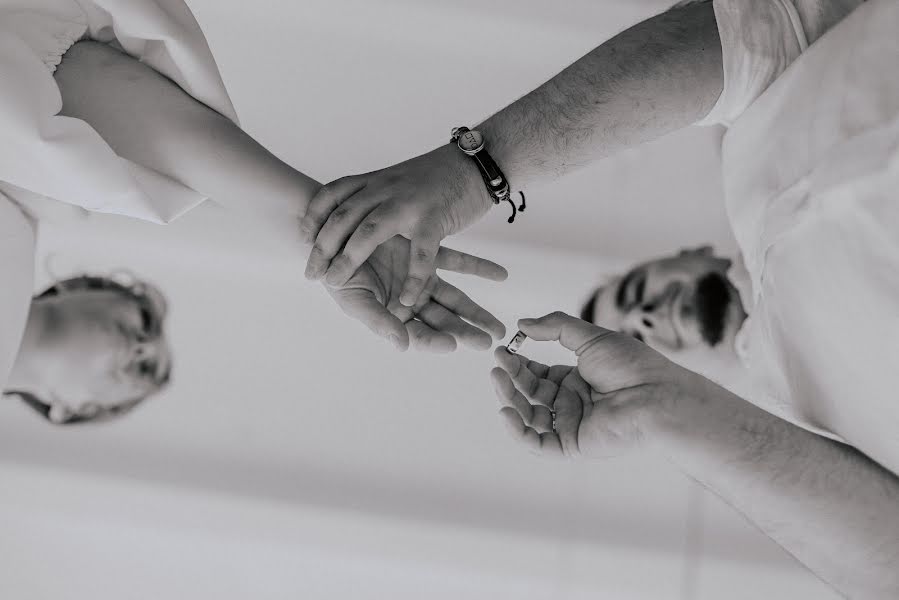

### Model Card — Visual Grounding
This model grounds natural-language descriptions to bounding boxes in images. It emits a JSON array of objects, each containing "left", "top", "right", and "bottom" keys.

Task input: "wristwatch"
[{"left": 451, "top": 126, "right": 511, "bottom": 205}]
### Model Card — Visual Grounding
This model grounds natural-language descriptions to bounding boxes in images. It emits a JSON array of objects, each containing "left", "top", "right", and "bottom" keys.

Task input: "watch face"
[{"left": 458, "top": 130, "right": 484, "bottom": 154}]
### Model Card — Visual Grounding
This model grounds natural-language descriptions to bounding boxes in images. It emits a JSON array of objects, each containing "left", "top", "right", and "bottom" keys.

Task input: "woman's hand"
[
  {"left": 490, "top": 312, "right": 698, "bottom": 457},
  {"left": 326, "top": 234, "right": 506, "bottom": 352},
  {"left": 301, "top": 144, "right": 494, "bottom": 307}
]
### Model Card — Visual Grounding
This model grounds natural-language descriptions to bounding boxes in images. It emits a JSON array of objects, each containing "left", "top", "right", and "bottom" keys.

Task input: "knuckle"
[
  {"left": 318, "top": 181, "right": 338, "bottom": 197},
  {"left": 324, "top": 175, "right": 350, "bottom": 192},
  {"left": 330, "top": 206, "right": 350, "bottom": 223},
  {"left": 359, "top": 220, "right": 379, "bottom": 237},
  {"left": 414, "top": 248, "right": 434, "bottom": 263}
]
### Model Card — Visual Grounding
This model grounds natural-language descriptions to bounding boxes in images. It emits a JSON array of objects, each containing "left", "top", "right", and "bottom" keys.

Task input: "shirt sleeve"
[{"left": 697, "top": 0, "right": 864, "bottom": 127}]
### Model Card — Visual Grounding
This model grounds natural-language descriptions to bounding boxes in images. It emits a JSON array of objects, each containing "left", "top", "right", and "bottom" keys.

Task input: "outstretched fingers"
[
  {"left": 491, "top": 368, "right": 559, "bottom": 441},
  {"left": 432, "top": 279, "right": 505, "bottom": 340},
  {"left": 329, "top": 287, "right": 409, "bottom": 351},
  {"left": 492, "top": 347, "right": 561, "bottom": 408},
  {"left": 435, "top": 246, "right": 508, "bottom": 282}
]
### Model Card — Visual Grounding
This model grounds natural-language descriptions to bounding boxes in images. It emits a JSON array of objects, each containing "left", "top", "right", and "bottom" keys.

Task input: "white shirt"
[
  {"left": 0, "top": 0, "right": 237, "bottom": 391},
  {"left": 704, "top": 0, "right": 899, "bottom": 474}
]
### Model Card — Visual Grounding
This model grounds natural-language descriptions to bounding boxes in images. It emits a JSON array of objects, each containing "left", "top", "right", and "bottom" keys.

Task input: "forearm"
[
  {"left": 658, "top": 375, "right": 899, "bottom": 598},
  {"left": 53, "top": 41, "right": 320, "bottom": 222},
  {"left": 477, "top": 0, "right": 722, "bottom": 187}
]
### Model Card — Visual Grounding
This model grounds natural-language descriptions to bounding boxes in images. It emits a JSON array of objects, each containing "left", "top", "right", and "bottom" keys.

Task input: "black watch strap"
[{"left": 451, "top": 126, "right": 525, "bottom": 223}]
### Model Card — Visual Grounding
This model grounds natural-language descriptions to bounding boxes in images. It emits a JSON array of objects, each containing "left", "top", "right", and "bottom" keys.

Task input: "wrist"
[
  {"left": 648, "top": 370, "right": 784, "bottom": 473},
  {"left": 436, "top": 142, "right": 495, "bottom": 215},
  {"left": 643, "top": 370, "right": 726, "bottom": 458}
]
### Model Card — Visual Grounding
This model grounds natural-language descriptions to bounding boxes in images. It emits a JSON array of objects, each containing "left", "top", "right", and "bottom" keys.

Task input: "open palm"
[
  {"left": 326, "top": 235, "right": 507, "bottom": 352},
  {"left": 491, "top": 312, "right": 692, "bottom": 457}
]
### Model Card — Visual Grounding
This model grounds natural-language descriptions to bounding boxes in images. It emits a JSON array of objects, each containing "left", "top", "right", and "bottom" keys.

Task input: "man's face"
[{"left": 583, "top": 246, "right": 747, "bottom": 363}]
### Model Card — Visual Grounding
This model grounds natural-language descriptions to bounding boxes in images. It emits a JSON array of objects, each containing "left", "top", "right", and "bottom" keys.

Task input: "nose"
[
  {"left": 637, "top": 303, "right": 658, "bottom": 330},
  {"left": 626, "top": 285, "right": 680, "bottom": 348},
  {"left": 124, "top": 341, "right": 159, "bottom": 379}
]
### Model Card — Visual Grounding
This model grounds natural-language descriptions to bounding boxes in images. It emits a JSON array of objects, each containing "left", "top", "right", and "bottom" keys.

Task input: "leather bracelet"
[{"left": 451, "top": 126, "right": 525, "bottom": 223}]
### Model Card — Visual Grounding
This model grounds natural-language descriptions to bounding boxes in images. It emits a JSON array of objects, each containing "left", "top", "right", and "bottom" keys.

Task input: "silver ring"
[{"left": 551, "top": 410, "right": 557, "bottom": 433}]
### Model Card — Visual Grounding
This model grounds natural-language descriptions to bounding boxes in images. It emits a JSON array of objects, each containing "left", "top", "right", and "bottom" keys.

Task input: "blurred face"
[
  {"left": 30, "top": 285, "right": 171, "bottom": 420},
  {"left": 584, "top": 246, "right": 747, "bottom": 365}
]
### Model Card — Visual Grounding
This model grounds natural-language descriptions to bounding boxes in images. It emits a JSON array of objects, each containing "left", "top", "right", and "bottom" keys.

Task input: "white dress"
[
  {"left": 0, "top": 0, "right": 238, "bottom": 224},
  {"left": 704, "top": 0, "right": 899, "bottom": 474},
  {"left": 0, "top": 0, "right": 237, "bottom": 389}
]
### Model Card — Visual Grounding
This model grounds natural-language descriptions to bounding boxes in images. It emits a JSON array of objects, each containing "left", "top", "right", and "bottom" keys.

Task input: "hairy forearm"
[
  {"left": 53, "top": 41, "right": 320, "bottom": 222},
  {"left": 659, "top": 375, "right": 899, "bottom": 598},
  {"left": 478, "top": 1, "right": 722, "bottom": 187}
]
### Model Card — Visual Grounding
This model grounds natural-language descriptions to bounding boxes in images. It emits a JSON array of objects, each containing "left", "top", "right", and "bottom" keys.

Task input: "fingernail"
[
  {"left": 400, "top": 287, "right": 419, "bottom": 307},
  {"left": 304, "top": 264, "right": 321, "bottom": 280},
  {"left": 388, "top": 334, "right": 403, "bottom": 350}
]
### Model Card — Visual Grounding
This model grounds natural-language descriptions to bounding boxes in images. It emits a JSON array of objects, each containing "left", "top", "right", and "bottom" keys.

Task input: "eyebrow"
[{"left": 616, "top": 268, "right": 647, "bottom": 311}]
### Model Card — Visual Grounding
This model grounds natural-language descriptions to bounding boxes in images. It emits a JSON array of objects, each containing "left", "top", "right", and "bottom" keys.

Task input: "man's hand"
[
  {"left": 301, "top": 144, "right": 494, "bottom": 307},
  {"left": 326, "top": 234, "right": 507, "bottom": 352},
  {"left": 490, "top": 311, "right": 695, "bottom": 457}
]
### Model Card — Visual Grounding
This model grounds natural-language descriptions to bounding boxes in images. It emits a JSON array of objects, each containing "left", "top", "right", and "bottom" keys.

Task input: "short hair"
[{"left": 7, "top": 274, "right": 171, "bottom": 426}]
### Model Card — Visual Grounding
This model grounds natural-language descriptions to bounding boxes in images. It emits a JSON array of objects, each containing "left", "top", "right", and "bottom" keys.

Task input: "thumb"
[{"left": 518, "top": 311, "right": 614, "bottom": 355}]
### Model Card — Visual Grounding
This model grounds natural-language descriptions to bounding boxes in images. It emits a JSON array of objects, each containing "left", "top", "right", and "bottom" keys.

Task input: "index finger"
[
  {"left": 299, "top": 177, "right": 366, "bottom": 243},
  {"left": 517, "top": 312, "right": 615, "bottom": 355}
]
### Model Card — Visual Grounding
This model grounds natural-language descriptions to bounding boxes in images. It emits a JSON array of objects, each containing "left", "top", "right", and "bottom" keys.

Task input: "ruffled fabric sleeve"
[{"left": 0, "top": 0, "right": 237, "bottom": 224}]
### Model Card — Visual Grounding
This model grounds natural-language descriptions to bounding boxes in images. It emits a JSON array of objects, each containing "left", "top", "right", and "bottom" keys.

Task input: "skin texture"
[
  {"left": 52, "top": 41, "right": 506, "bottom": 352},
  {"left": 299, "top": 1, "right": 724, "bottom": 306},
  {"left": 493, "top": 312, "right": 899, "bottom": 599}
]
